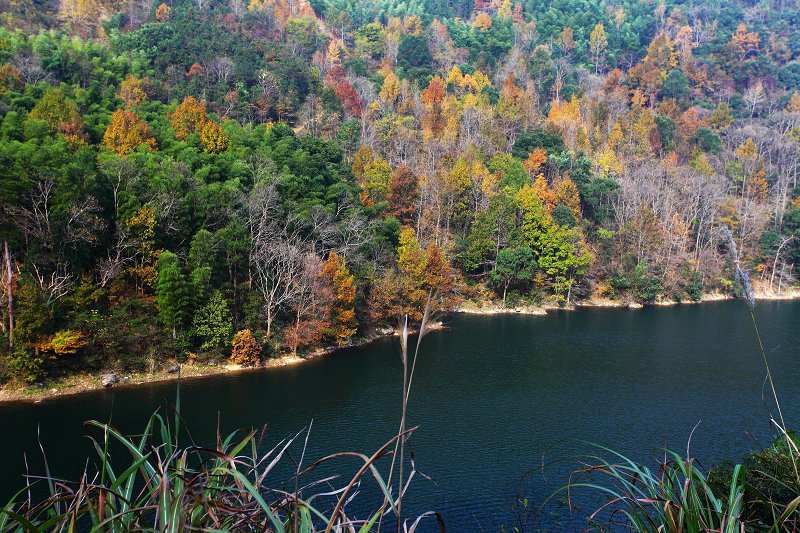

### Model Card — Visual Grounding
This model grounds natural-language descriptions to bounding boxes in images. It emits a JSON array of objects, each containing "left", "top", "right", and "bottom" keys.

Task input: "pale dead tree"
[
  {"left": 229, "top": 0, "right": 246, "bottom": 17},
  {"left": 743, "top": 81, "right": 766, "bottom": 118},
  {"left": 298, "top": 94, "right": 324, "bottom": 138},
  {"left": 13, "top": 52, "right": 50, "bottom": 85},
  {"left": 63, "top": 196, "right": 103, "bottom": 247},
  {"left": 96, "top": 228, "right": 131, "bottom": 288},
  {"left": 9, "top": 177, "right": 55, "bottom": 248},
  {"left": 147, "top": 160, "right": 193, "bottom": 236},
  {"left": 285, "top": 253, "right": 330, "bottom": 356},
  {"left": 248, "top": 183, "right": 307, "bottom": 339},
  {"left": 31, "top": 263, "right": 73, "bottom": 307},
  {"left": 256, "top": 70, "right": 279, "bottom": 99},
  {"left": 767, "top": 235, "right": 796, "bottom": 292},
  {"left": 207, "top": 56, "right": 235, "bottom": 86},
  {"left": 0, "top": 241, "right": 14, "bottom": 345},
  {"left": 99, "top": 155, "right": 142, "bottom": 218}
]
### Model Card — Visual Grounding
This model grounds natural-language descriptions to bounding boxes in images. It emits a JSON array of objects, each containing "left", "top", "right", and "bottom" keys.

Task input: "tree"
[
  {"left": 369, "top": 227, "right": 454, "bottom": 325},
  {"left": 155, "top": 2, "right": 170, "bottom": 21},
  {"left": 103, "top": 109, "right": 157, "bottom": 155},
  {"left": 170, "top": 96, "right": 208, "bottom": 139},
  {"left": 118, "top": 75, "right": 147, "bottom": 108},
  {"left": 230, "top": 329, "right": 262, "bottom": 366},
  {"left": 589, "top": 23, "right": 608, "bottom": 74},
  {"left": 156, "top": 252, "right": 189, "bottom": 339},
  {"left": 321, "top": 252, "right": 357, "bottom": 345},
  {"left": 193, "top": 291, "right": 232, "bottom": 354},
  {"left": 248, "top": 183, "right": 305, "bottom": 339},
  {"left": 474, "top": 12, "right": 492, "bottom": 32},
  {"left": 491, "top": 246, "right": 537, "bottom": 306},
  {"left": 200, "top": 120, "right": 229, "bottom": 153},
  {"left": 728, "top": 23, "right": 760, "bottom": 61},
  {"left": 387, "top": 165, "right": 419, "bottom": 225},
  {"left": 29, "top": 89, "right": 84, "bottom": 139}
]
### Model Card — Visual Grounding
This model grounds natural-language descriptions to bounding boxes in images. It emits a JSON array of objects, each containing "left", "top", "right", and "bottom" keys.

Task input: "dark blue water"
[{"left": 1, "top": 300, "right": 799, "bottom": 530}]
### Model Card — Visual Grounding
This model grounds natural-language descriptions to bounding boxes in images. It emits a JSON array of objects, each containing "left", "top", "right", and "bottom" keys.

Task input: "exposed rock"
[
  {"left": 166, "top": 364, "right": 181, "bottom": 374},
  {"left": 101, "top": 373, "right": 119, "bottom": 388}
]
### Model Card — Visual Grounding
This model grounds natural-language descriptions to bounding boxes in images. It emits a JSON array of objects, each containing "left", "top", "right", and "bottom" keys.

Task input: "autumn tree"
[
  {"left": 118, "top": 75, "right": 147, "bottom": 108},
  {"left": 200, "top": 120, "right": 229, "bottom": 153},
  {"left": 369, "top": 227, "right": 454, "bottom": 325},
  {"left": 29, "top": 88, "right": 85, "bottom": 142},
  {"left": 230, "top": 329, "right": 262, "bottom": 366},
  {"left": 474, "top": 12, "right": 492, "bottom": 32},
  {"left": 387, "top": 165, "right": 420, "bottom": 224},
  {"left": 358, "top": 157, "right": 392, "bottom": 207},
  {"left": 103, "top": 109, "right": 157, "bottom": 155},
  {"left": 589, "top": 23, "right": 608, "bottom": 73},
  {"left": 321, "top": 252, "right": 357, "bottom": 345},
  {"left": 155, "top": 2, "right": 170, "bottom": 21},
  {"left": 421, "top": 75, "right": 447, "bottom": 139},
  {"left": 170, "top": 96, "right": 208, "bottom": 139},
  {"left": 728, "top": 23, "right": 760, "bottom": 61}
]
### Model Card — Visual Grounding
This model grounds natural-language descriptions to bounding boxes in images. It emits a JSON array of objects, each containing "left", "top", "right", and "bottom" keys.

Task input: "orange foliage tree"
[
  {"left": 230, "top": 329, "right": 262, "bottom": 366},
  {"left": 321, "top": 252, "right": 357, "bottom": 345}
]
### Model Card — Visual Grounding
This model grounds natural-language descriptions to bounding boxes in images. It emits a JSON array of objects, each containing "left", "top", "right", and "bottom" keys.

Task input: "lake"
[{"left": 1, "top": 300, "right": 799, "bottom": 530}]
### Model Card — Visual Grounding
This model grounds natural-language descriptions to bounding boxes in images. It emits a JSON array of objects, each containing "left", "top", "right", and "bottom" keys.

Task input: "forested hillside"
[{"left": 1, "top": 0, "right": 800, "bottom": 383}]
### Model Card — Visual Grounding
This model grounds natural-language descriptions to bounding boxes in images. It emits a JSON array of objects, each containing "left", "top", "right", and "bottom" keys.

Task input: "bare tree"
[
  {"left": 31, "top": 263, "right": 73, "bottom": 307},
  {"left": 248, "top": 183, "right": 307, "bottom": 339}
]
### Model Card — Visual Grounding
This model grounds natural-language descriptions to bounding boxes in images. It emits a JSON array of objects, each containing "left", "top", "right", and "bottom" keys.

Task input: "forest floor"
[{"left": 1, "top": 287, "right": 798, "bottom": 404}]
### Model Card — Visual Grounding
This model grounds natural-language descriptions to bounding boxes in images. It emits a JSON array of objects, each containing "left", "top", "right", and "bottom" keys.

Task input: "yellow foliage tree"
[
  {"left": 321, "top": 252, "right": 357, "bottom": 345},
  {"left": 200, "top": 120, "right": 229, "bottom": 153},
  {"left": 155, "top": 2, "right": 170, "bottom": 21},
  {"left": 103, "top": 109, "right": 157, "bottom": 155},
  {"left": 405, "top": 14, "right": 422, "bottom": 35},
  {"left": 554, "top": 178, "right": 582, "bottom": 219},
  {"left": 118, "top": 74, "right": 147, "bottom": 108},
  {"left": 474, "top": 12, "right": 493, "bottom": 31},
  {"left": 169, "top": 96, "right": 208, "bottom": 139}
]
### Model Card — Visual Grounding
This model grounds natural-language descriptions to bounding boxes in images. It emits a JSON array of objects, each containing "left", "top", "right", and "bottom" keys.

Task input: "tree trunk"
[{"left": 4, "top": 241, "right": 13, "bottom": 348}]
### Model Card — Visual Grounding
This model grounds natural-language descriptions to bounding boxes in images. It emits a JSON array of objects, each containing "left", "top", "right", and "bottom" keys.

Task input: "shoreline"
[{"left": 2, "top": 289, "right": 798, "bottom": 404}]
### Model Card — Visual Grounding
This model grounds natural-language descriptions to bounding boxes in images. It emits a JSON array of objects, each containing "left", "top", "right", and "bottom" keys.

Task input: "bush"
[
  {"left": 229, "top": 329, "right": 262, "bottom": 366},
  {"left": 7, "top": 348, "right": 47, "bottom": 384},
  {"left": 686, "top": 271, "right": 704, "bottom": 302}
]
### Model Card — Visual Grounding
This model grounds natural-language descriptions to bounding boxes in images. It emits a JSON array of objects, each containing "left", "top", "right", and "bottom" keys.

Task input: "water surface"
[{"left": 1, "top": 300, "right": 798, "bottom": 530}]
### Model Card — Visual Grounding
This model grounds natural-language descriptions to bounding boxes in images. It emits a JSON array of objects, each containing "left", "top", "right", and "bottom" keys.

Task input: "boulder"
[
  {"left": 101, "top": 373, "right": 119, "bottom": 388},
  {"left": 166, "top": 364, "right": 181, "bottom": 374}
]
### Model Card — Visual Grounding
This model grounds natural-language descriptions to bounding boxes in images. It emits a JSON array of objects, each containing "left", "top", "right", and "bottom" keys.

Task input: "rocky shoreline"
[{"left": 1, "top": 289, "right": 798, "bottom": 404}]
